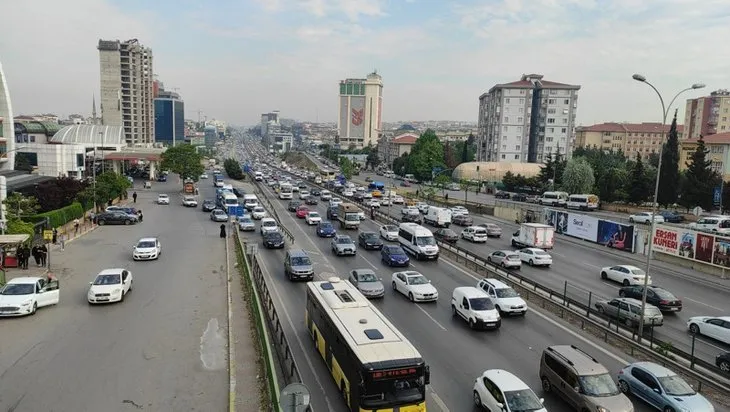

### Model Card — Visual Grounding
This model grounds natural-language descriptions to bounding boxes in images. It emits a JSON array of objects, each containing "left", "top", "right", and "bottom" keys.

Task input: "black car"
[
  {"left": 96, "top": 211, "right": 138, "bottom": 226},
  {"left": 434, "top": 228, "right": 459, "bottom": 243},
  {"left": 263, "top": 231, "right": 285, "bottom": 249},
  {"left": 311, "top": 189, "right": 321, "bottom": 196},
  {"left": 495, "top": 191, "right": 510, "bottom": 199},
  {"left": 452, "top": 214, "right": 474, "bottom": 226},
  {"left": 353, "top": 192, "right": 365, "bottom": 201},
  {"left": 202, "top": 200, "right": 216, "bottom": 212},
  {"left": 717, "top": 352, "right": 730, "bottom": 374},
  {"left": 305, "top": 197, "right": 319, "bottom": 206},
  {"left": 232, "top": 188, "right": 245, "bottom": 197},
  {"left": 401, "top": 213, "right": 422, "bottom": 224},
  {"left": 658, "top": 210, "right": 685, "bottom": 223},
  {"left": 287, "top": 201, "right": 302, "bottom": 212},
  {"left": 358, "top": 231, "right": 384, "bottom": 250},
  {"left": 511, "top": 193, "right": 527, "bottom": 202},
  {"left": 618, "top": 285, "right": 682, "bottom": 312},
  {"left": 327, "top": 206, "right": 339, "bottom": 220}
]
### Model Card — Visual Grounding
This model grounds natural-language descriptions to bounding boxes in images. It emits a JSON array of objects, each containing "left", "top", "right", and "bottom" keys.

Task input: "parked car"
[
  {"left": 381, "top": 245, "right": 410, "bottom": 267},
  {"left": 618, "top": 285, "right": 682, "bottom": 312},
  {"left": 452, "top": 214, "right": 474, "bottom": 226},
  {"left": 628, "top": 212, "right": 664, "bottom": 224},
  {"left": 348, "top": 269, "right": 384, "bottom": 299},
  {"left": 595, "top": 297, "right": 664, "bottom": 328},
  {"left": 617, "top": 362, "right": 714, "bottom": 411},
  {"left": 658, "top": 210, "right": 685, "bottom": 223},
  {"left": 511, "top": 193, "right": 528, "bottom": 202},
  {"left": 487, "top": 250, "right": 522, "bottom": 269},
  {"left": 391, "top": 271, "right": 438, "bottom": 302},
  {"left": 717, "top": 352, "right": 730, "bottom": 374},
  {"left": 434, "top": 228, "right": 459, "bottom": 243},
  {"left": 494, "top": 191, "right": 510, "bottom": 199},
  {"left": 600, "top": 265, "right": 651, "bottom": 286},
  {"left": 0, "top": 276, "right": 60, "bottom": 316},
  {"left": 96, "top": 211, "right": 138, "bottom": 226}
]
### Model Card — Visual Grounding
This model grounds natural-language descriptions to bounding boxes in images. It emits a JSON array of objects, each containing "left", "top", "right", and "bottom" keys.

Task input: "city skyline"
[{"left": 1, "top": 0, "right": 728, "bottom": 126}]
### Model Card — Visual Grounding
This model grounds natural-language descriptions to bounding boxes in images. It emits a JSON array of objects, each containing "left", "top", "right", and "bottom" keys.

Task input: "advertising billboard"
[
  {"left": 566, "top": 214, "right": 599, "bottom": 241},
  {"left": 651, "top": 224, "right": 730, "bottom": 269},
  {"left": 543, "top": 208, "right": 635, "bottom": 252},
  {"left": 651, "top": 227, "right": 679, "bottom": 254},
  {"left": 339, "top": 96, "right": 349, "bottom": 138},
  {"left": 349, "top": 96, "right": 366, "bottom": 138},
  {"left": 596, "top": 220, "right": 635, "bottom": 252}
]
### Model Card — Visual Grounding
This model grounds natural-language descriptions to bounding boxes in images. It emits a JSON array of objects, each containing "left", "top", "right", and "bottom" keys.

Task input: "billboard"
[
  {"left": 544, "top": 208, "right": 635, "bottom": 252},
  {"left": 339, "top": 96, "right": 349, "bottom": 138},
  {"left": 566, "top": 214, "right": 599, "bottom": 241},
  {"left": 596, "top": 220, "right": 635, "bottom": 252},
  {"left": 651, "top": 224, "right": 730, "bottom": 269},
  {"left": 350, "top": 96, "right": 366, "bottom": 138}
]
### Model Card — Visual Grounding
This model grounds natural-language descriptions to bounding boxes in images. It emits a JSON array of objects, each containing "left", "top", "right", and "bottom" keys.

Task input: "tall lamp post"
[{"left": 632, "top": 74, "right": 705, "bottom": 339}]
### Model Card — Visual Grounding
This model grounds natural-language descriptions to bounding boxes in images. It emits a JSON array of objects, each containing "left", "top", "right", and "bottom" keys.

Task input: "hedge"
[{"left": 31, "top": 202, "right": 85, "bottom": 229}]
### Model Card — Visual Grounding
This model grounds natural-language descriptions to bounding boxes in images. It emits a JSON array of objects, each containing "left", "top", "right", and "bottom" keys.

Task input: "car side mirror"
[
  {"left": 496, "top": 403, "right": 504, "bottom": 410},
  {"left": 427, "top": 280, "right": 431, "bottom": 283},
  {"left": 89, "top": 281, "right": 93, "bottom": 285},
  {"left": 539, "top": 398, "right": 544, "bottom": 404},
  {"left": 653, "top": 387, "right": 661, "bottom": 394}
]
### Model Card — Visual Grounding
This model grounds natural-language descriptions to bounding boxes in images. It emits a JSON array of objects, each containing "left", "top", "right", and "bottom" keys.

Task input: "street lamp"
[{"left": 632, "top": 74, "right": 705, "bottom": 339}]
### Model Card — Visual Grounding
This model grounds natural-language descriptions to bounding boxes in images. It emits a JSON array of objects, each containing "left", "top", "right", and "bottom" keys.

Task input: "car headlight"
[
  {"left": 596, "top": 407, "right": 610, "bottom": 412},
  {"left": 21, "top": 300, "right": 33, "bottom": 307},
  {"left": 113, "top": 288, "right": 122, "bottom": 294}
]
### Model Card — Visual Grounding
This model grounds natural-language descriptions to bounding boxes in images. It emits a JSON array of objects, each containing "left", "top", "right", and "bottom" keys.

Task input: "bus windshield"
[{"left": 361, "top": 375, "right": 425, "bottom": 408}]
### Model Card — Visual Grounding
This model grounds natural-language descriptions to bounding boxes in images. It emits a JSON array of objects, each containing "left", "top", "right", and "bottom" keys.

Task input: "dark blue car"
[
  {"left": 316, "top": 221, "right": 337, "bottom": 238},
  {"left": 381, "top": 245, "right": 410, "bottom": 267}
]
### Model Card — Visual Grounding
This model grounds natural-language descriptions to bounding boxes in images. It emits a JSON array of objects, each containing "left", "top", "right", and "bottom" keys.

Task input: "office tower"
[{"left": 338, "top": 71, "right": 383, "bottom": 149}]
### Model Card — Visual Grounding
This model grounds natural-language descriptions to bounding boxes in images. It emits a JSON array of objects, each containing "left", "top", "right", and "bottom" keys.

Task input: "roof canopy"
[{"left": 50, "top": 125, "right": 125, "bottom": 146}]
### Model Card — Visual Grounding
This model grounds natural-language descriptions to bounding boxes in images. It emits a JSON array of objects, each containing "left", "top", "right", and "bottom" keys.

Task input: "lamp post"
[{"left": 632, "top": 74, "right": 705, "bottom": 339}]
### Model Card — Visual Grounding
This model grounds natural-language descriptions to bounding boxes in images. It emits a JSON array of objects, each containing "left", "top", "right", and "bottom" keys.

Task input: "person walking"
[
  {"left": 137, "top": 210, "right": 143, "bottom": 222},
  {"left": 74, "top": 218, "right": 80, "bottom": 236},
  {"left": 20, "top": 245, "right": 30, "bottom": 269},
  {"left": 15, "top": 247, "right": 25, "bottom": 270},
  {"left": 39, "top": 244, "right": 48, "bottom": 267},
  {"left": 52, "top": 228, "right": 58, "bottom": 244},
  {"left": 31, "top": 245, "right": 41, "bottom": 266},
  {"left": 219, "top": 224, "right": 227, "bottom": 238},
  {"left": 132, "top": 191, "right": 138, "bottom": 203}
]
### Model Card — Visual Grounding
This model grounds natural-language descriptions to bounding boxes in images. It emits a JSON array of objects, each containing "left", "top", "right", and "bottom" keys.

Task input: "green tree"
[
  {"left": 223, "top": 158, "right": 244, "bottom": 179},
  {"left": 434, "top": 174, "right": 452, "bottom": 194},
  {"left": 339, "top": 157, "right": 355, "bottom": 179},
  {"left": 14, "top": 153, "right": 33, "bottom": 172},
  {"left": 2, "top": 192, "right": 40, "bottom": 219},
  {"left": 561, "top": 157, "right": 595, "bottom": 194},
  {"left": 538, "top": 148, "right": 567, "bottom": 189},
  {"left": 160, "top": 144, "right": 205, "bottom": 182},
  {"left": 408, "top": 129, "right": 445, "bottom": 182},
  {"left": 680, "top": 137, "right": 719, "bottom": 210},
  {"left": 658, "top": 111, "right": 680, "bottom": 206},
  {"left": 79, "top": 171, "right": 131, "bottom": 209},
  {"left": 502, "top": 171, "right": 518, "bottom": 191},
  {"left": 6, "top": 218, "right": 34, "bottom": 240},
  {"left": 392, "top": 153, "right": 410, "bottom": 177},
  {"left": 366, "top": 151, "right": 380, "bottom": 170},
  {"left": 597, "top": 168, "right": 628, "bottom": 202},
  {"left": 628, "top": 154, "right": 650, "bottom": 204}
]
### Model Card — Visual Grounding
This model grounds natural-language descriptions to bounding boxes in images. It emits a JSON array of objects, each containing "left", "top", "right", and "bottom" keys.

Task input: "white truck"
[
  {"left": 337, "top": 203, "right": 361, "bottom": 230},
  {"left": 510, "top": 223, "right": 555, "bottom": 249},
  {"left": 423, "top": 206, "right": 452, "bottom": 228}
]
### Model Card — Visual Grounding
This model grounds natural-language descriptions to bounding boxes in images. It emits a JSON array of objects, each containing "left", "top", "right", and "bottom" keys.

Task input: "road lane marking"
[
  {"left": 416, "top": 305, "right": 448, "bottom": 331},
  {"left": 682, "top": 297, "right": 727, "bottom": 312},
  {"left": 360, "top": 254, "right": 380, "bottom": 271},
  {"left": 583, "top": 263, "right": 601, "bottom": 269},
  {"left": 430, "top": 389, "right": 451, "bottom": 412}
]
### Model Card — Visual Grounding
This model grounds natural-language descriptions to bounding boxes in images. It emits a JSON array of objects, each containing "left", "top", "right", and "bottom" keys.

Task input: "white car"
[
  {"left": 461, "top": 226, "right": 488, "bottom": 243},
  {"left": 477, "top": 278, "right": 527, "bottom": 316},
  {"left": 182, "top": 196, "right": 198, "bottom": 207},
  {"left": 379, "top": 225, "right": 399, "bottom": 241},
  {"left": 473, "top": 369, "right": 546, "bottom": 412},
  {"left": 392, "top": 195, "right": 404, "bottom": 204},
  {"left": 366, "top": 199, "right": 381, "bottom": 208},
  {"left": 299, "top": 190, "right": 310, "bottom": 199},
  {"left": 260, "top": 217, "right": 279, "bottom": 235},
  {"left": 157, "top": 194, "right": 170, "bottom": 205},
  {"left": 200, "top": 173, "right": 208, "bottom": 179},
  {"left": 87, "top": 269, "right": 133, "bottom": 304},
  {"left": 487, "top": 250, "right": 522, "bottom": 269},
  {"left": 517, "top": 248, "right": 552, "bottom": 267},
  {"left": 251, "top": 206, "right": 267, "bottom": 220},
  {"left": 600, "top": 265, "right": 652, "bottom": 286},
  {"left": 391, "top": 271, "right": 438, "bottom": 302},
  {"left": 363, "top": 192, "right": 373, "bottom": 200},
  {"left": 380, "top": 198, "right": 391, "bottom": 206},
  {"left": 329, "top": 198, "right": 342, "bottom": 207},
  {"left": 450, "top": 206, "right": 469, "bottom": 216},
  {"left": 629, "top": 212, "right": 664, "bottom": 224},
  {"left": 0, "top": 277, "right": 60, "bottom": 316},
  {"left": 343, "top": 190, "right": 354, "bottom": 197},
  {"left": 687, "top": 316, "right": 730, "bottom": 344},
  {"left": 401, "top": 206, "right": 420, "bottom": 216},
  {"left": 305, "top": 211, "right": 322, "bottom": 225},
  {"left": 133, "top": 237, "right": 161, "bottom": 260},
  {"left": 320, "top": 191, "right": 332, "bottom": 201}
]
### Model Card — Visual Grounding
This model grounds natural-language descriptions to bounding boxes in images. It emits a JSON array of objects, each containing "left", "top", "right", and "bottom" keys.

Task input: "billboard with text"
[
  {"left": 652, "top": 224, "right": 730, "bottom": 269},
  {"left": 544, "top": 208, "right": 635, "bottom": 252}
]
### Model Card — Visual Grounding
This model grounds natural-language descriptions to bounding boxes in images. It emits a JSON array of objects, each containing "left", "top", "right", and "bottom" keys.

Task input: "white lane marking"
[
  {"left": 430, "top": 389, "right": 451, "bottom": 412},
  {"left": 360, "top": 254, "right": 380, "bottom": 271},
  {"left": 682, "top": 297, "right": 727, "bottom": 312},
  {"left": 416, "top": 304, "right": 448, "bottom": 331},
  {"left": 551, "top": 251, "right": 566, "bottom": 258},
  {"left": 583, "top": 263, "right": 601, "bottom": 269}
]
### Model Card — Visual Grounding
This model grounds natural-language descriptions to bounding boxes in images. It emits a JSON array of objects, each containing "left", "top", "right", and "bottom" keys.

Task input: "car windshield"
[
  {"left": 364, "top": 233, "right": 377, "bottom": 239},
  {"left": 241, "top": 219, "right": 253, "bottom": 224},
  {"left": 496, "top": 288, "right": 519, "bottom": 298},
  {"left": 320, "top": 223, "right": 332, "bottom": 229},
  {"left": 254, "top": 208, "right": 264, "bottom": 212},
  {"left": 630, "top": 268, "right": 646, "bottom": 276},
  {"left": 504, "top": 389, "right": 544, "bottom": 412},
  {"left": 137, "top": 241, "right": 156, "bottom": 248},
  {"left": 291, "top": 257, "right": 311, "bottom": 266},
  {"left": 266, "top": 232, "right": 282, "bottom": 239},
  {"left": 441, "top": 230, "right": 456, "bottom": 236},
  {"left": 159, "top": 195, "right": 168, "bottom": 199},
  {"left": 579, "top": 373, "right": 620, "bottom": 397},
  {"left": 415, "top": 236, "right": 436, "bottom": 246},
  {"left": 309, "top": 213, "right": 320, "bottom": 218},
  {"left": 407, "top": 275, "right": 428, "bottom": 285},
  {"left": 0, "top": 283, "right": 35, "bottom": 295},
  {"left": 346, "top": 215, "right": 359, "bottom": 221},
  {"left": 658, "top": 375, "right": 695, "bottom": 396},
  {"left": 263, "top": 221, "right": 276, "bottom": 227},
  {"left": 469, "top": 298, "right": 495, "bottom": 310},
  {"left": 357, "top": 273, "right": 378, "bottom": 282},
  {"left": 337, "top": 238, "right": 352, "bottom": 244},
  {"left": 94, "top": 274, "right": 121, "bottom": 285},
  {"left": 215, "top": 210, "right": 226, "bottom": 215},
  {"left": 474, "top": 229, "right": 487, "bottom": 235}
]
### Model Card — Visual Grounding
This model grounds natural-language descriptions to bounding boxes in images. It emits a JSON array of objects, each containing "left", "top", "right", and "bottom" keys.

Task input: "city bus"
[
  {"left": 279, "top": 182, "right": 293, "bottom": 200},
  {"left": 306, "top": 277, "right": 430, "bottom": 412}
]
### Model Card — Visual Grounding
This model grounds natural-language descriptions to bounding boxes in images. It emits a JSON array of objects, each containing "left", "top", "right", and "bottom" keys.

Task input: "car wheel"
[
  {"left": 98, "top": 220, "right": 106, "bottom": 226},
  {"left": 125, "top": 220, "right": 132, "bottom": 225},
  {"left": 541, "top": 377, "right": 551, "bottom": 392},
  {"left": 618, "top": 380, "right": 630, "bottom": 394},
  {"left": 619, "top": 290, "right": 626, "bottom": 297},
  {"left": 31, "top": 302, "right": 38, "bottom": 315},
  {"left": 408, "top": 293, "right": 414, "bottom": 302},
  {"left": 689, "top": 323, "right": 700, "bottom": 335},
  {"left": 451, "top": 305, "right": 457, "bottom": 316},
  {"left": 529, "top": 259, "right": 534, "bottom": 266},
  {"left": 129, "top": 280, "right": 133, "bottom": 291},
  {"left": 600, "top": 271, "right": 607, "bottom": 280},
  {"left": 469, "top": 318, "right": 475, "bottom": 329},
  {"left": 501, "top": 262, "right": 506, "bottom": 268},
  {"left": 487, "top": 256, "right": 492, "bottom": 263},
  {"left": 495, "top": 305, "right": 502, "bottom": 314},
  {"left": 719, "top": 360, "right": 730, "bottom": 372},
  {"left": 622, "top": 279, "right": 630, "bottom": 286},
  {"left": 663, "top": 407, "right": 675, "bottom": 412},
  {"left": 473, "top": 391, "right": 482, "bottom": 407},
  {"left": 597, "top": 306, "right": 604, "bottom": 314}
]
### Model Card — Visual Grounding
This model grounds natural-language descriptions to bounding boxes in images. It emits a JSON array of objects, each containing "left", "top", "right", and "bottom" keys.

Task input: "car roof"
[
  {"left": 480, "top": 278, "right": 510, "bottom": 289},
  {"left": 335, "top": 235, "right": 352, "bottom": 240},
  {"left": 352, "top": 268, "right": 375, "bottom": 275},
  {"left": 158, "top": 194, "right": 169, "bottom": 197},
  {"left": 617, "top": 265, "right": 641, "bottom": 270},
  {"left": 630, "top": 362, "right": 675, "bottom": 378},
  {"left": 482, "top": 369, "right": 529, "bottom": 391},
  {"left": 614, "top": 297, "right": 643, "bottom": 305},
  {"left": 496, "top": 249, "right": 519, "bottom": 255},
  {"left": 399, "top": 271, "right": 422, "bottom": 278},
  {"left": 97, "top": 268, "right": 126, "bottom": 276},
  {"left": 138, "top": 237, "right": 158, "bottom": 242},
  {"left": 7, "top": 277, "right": 44, "bottom": 284},
  {"left": 523, "top": 247, "right": 544, "bottom": 252},
  {"left": 288, "top": 249, "right": 309, "bottom": 257},
  {"left": 453, "top": 286, "right": 488, "bottom": 299},
  {"left": 261, "top": 217, "right": 276, "bottom": 222}
]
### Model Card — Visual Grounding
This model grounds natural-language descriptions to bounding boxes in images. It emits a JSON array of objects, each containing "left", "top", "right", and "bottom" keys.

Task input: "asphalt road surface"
[{"left": 0, "top": 182, "right": 229, "bottom": 412}]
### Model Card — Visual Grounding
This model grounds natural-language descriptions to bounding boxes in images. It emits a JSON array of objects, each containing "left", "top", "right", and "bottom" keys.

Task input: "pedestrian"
[
  {"left": 15, "top": 246, "right": 24, "bottom": 270},
  {"left": 21, "top": 245, "right": 30, "bottom": 269},
  {"left": 220, "top": 223, "right": 227, "bottom": 238},
  {"left": 416, "top": 189, "right": 419, "bottom": 197},
  {"left": 39, "top": 244, "right": 47, "bottom": 266},
  {"left": 74, "top": 218, "right": 80, "bottom": 236},
  {"left": 137, "top": 210, "right": 143, "bottom": 222},
  {"left": 445, "top": 193, "right": 449, "bottom": 202},
  {"left": 370, "top": 206, "right": 375, "bottom": 220},
  {"left": 52, "top": 228, "right": 58, "bottom": 244},
  {"left": 31, "top": 245, "right": 41, "bottom": 266},
  {"left": 60, "top": 232, "right": 66, "bottom": 250},
  {"left": 132, "top": 191, "right": 138, "bottom": 203}
]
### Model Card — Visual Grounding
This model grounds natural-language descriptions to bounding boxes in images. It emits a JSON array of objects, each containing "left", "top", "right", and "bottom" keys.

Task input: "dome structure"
[
  {"left": 396, "top": 124, "right": 417, "bottom": 131},
  {"left": 453, "top": 162, "right": 542, "bottom": 182}
]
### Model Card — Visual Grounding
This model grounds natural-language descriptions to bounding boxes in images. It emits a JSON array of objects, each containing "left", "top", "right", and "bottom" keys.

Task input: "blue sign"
[
  {"left": 227, "top": 205, "right": 244, "bottom": 217},
  {"left": 714, "top": 186, "right": 722, "bottom": 206}
]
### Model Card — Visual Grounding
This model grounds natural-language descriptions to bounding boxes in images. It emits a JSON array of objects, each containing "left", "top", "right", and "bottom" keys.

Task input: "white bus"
[
  {"left": 306, "top": 278, "right": 430, "bottom": 412},
  {"left": 398, "top": 222, "right": 439, "bottom": 260},
  {"left": 279, "top": 183, "right": 293, "bottom": 200},
  {"left": 567, "top": 194, "right": 599, "bottom": 211}
]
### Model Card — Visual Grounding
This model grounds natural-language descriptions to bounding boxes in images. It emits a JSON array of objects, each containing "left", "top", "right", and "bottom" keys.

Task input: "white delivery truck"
[
  {"left": 510, "top": 223, "right": 555, "bottom": 249},
  {"left": 423, "top": 206, "right": 452, "bottom": 228}
]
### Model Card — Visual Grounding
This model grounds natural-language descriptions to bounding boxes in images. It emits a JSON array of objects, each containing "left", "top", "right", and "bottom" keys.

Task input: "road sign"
[
  {"left": 280, "top": 383, "right": 312, "bottom": 412},
  {"left": 43, "top": 230, "right": 53, "bottom": 241},
  {"left": 714, "top": 186, "right": 722, "bottom": 206},
  {"left": 227, "top": 205, "right": 244, "bottom": 217}
]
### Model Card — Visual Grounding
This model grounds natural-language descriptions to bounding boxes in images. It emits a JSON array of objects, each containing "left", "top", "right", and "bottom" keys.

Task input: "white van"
[
  {"left": 538, "top": 191, "right": 569, "bottom": 207},
  {"left": 567, "top": 194, "right": 599, "bottom": 211},
  {"left": 424, "top": 206, "right": 452, "bottom": 228},
  {"left": 397, "top": 223, "right": 439, "bottom": 260},
  {"left": 689, "top": 215, "right": 730, "bottom": 235},
  {"left": 451, "top": 287, "right": 501, "bottom": 330},
  {"left": 243, "top": 194, "right": 259, "bottom": 210},
  {"left": 254, "top": 171, "right": 263, "bottom": 181}
]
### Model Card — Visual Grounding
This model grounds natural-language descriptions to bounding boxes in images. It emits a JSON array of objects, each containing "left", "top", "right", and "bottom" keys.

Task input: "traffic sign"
[
  {"left": 43, "top": 230, "right": 53, "bottom": 241},
  {"left": 227, "top": 205, "right": 244, "bottom": 217},
  {"left": 713, "top": 186, "right": 722, "bottom": 206}
]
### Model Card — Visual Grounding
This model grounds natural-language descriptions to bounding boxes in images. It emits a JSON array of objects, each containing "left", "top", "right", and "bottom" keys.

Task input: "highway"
[
  {"left": 0, "top": 180, "right": 231, "bottom": 411},
  {"left": 232, "top": 153, "right": 666, "bottom": 412}
]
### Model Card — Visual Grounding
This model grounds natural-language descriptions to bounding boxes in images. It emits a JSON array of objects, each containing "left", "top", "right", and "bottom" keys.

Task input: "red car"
[{"left": 296, "top": 206, "right": 310, "bottom": 218}]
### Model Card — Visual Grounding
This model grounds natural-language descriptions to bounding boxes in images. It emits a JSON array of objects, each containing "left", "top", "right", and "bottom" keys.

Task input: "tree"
[
  {"left": 33, "top": 177, "right": 88, "bottom": 212},
  {"left": 14, "top": 153, "right": 33, "bottom": 172},
  {"left": 392, "top": 153, "right": 410, "bottom": 177},
  {"left": 339, "top": 157, "right": 355, "bottom": 179},
  {"left": 223, "top": 158, "right": 244, "bottom": 180},
  {"left": 79, "top": 171, "right": 131, "bottom": 209},
  {"left": 408, "top": 129, "right": 445, "bottom": 182},
  {"left": 561, "top": 157, "right": 595, "bottom": 194},
  {"left": 647, "top": 152, "right": 660, "bottom": 168},
  {"left": 2, "top": 192, "right": 40, "bottom": 219},
  {"left": 160, "top": 144, "right": 205, "bottom": 182},
  {"left": 657, "top": 111, "right": 680, "bottom": 206},
  {"left": 628, "top": 154, "right": 650, "bottom": 204},
  {"left": 6, "top": 218, "right": 34, "bottom": 240},
  {"left": 434, "top": 174, "right": 452, "bottom": 194},
  {"left": 366, "top": 151, "right": 380, "bottom": 170},
  {"left": 681, "top": 137, "right": 719, "bottom": 210}
]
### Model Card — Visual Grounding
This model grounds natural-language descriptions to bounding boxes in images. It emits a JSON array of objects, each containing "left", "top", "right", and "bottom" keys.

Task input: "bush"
[
  {"left": 31, "top": 202, "right": 85, "bottom": 228},
  {"left": 6, "top": 218, "right": 34, "bottom": 242},
  {"left": 224, "top": 158, "right": 245, "bottom": 180}
]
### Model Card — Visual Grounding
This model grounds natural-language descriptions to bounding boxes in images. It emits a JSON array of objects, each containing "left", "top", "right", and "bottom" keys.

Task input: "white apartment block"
[
  {"left": 477, "top": 74, "right": 580, "bottom": 163},
  {"left": 98, "top": 39, "right": 154, "bottom": 145},
  {"left": 338, "top": 72, "right": 383, "bottom": 149}
]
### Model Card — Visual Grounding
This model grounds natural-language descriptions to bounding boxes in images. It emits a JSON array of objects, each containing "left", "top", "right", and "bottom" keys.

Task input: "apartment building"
[
  {"left": 680, "top": 132, "right": 730, "bottom": 179},
  {"left": 477, "top": 74, "right": 580, "bottom": 163},
  {"left": 683, "top": 90, "right": 730, "bottom": 139},
  {"left": 98, "top": 39, "right": 154, "bottom": 145},
  {"left": 338, "top": 71, "right": 383, "bottom": 149},
  {"left": 575, "top": 122, "right": 683, "bottom": 159}
]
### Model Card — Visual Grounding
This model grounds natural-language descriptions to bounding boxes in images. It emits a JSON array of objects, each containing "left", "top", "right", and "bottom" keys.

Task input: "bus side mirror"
[{"left": 424, "top": 366, "right": 431, "bottom": 385}]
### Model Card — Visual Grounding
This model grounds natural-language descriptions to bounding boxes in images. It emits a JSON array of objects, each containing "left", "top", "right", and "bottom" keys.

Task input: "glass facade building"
[{"left": 154, "top": 98, "right": 185, "bottom": 145}]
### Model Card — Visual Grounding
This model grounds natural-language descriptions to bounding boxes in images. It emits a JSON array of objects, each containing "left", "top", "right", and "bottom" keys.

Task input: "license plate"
[
  {"left": 486, "top": 322, "right": 495, "bottom": 326},
  {"left": 97, "top": 298, "right": 109, "bottom": 301},
  {"left": 670, "top": 307, "right": 679, "bottom": 311}
]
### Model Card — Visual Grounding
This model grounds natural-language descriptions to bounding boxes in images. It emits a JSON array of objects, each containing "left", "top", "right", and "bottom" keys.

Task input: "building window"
[
  {"left": 549, "top": 90, "right": 557, "bottom": 95},
  {"left": 723, "top": 117, "right": 728, "bottom": 122},
  {"left": 514, "top": 154, "right": 520, "bottom": 160},
  {"left": 501, "top": 154, "right": 506, "bottom": 159},
  {"left": 711, "top": 161, "right": 723, "bottom": 172},
  {"left": 711, "top": 145, "right": 724, "bottom": 154},
  {"left": 561, "top": 128, "right": 567, "bottom": 133},
  {"left": 519, "top": 107, "right": 524, "bottom": 113},
  {"left": 562, "top": 118, "right": 568, "bottom": 124},
  {"left": 517, "top": 117, "right": 523, "bottom": 123},
  {"left": 548, "top": 108, "right": 556, "bottom": 114},
  {"left": 503, "top": 126, "right": 508, "bottom": 131},
  {"left": 548, "top": 99, "right": 556, "bottom": 104},
  {"left": 517, "top": 126, "right": 522, "bottom": 132},
  {"left": 504, "top": 116, "right": 509, "bottom": 122},
  {"left": 502, "top": 145, "right": 507, "bottom": 150},
  {"left": 546, "top": 146, "right": 552, "bottom": 152},
  {"left": 520, "top": 90, "right": 525, "bottom": 95},
  {"left": 548, "top": 127, "right": 554, "bottom": 133},
  {"left": 564, "top": 99, "right": 570, "bottom": 104},
  {"left": 515, "top": 145, "right": 521, "bottom": 150},
  {"left": 505, "top": 98, "right": 510, "bottom": 103},
  {"left": 519, "top": 98, "right": 524, "bottom": 104},
  {"left": 547, "top": 118, "right": 555, "bottom": 124},
  {"left": 546, "top": 136, "right": 554, "bottom": 142}
]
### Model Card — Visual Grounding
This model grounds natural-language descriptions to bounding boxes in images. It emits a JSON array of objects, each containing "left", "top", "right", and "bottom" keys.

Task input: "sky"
[{"left": 1, "top": 0, "right": 729, "bottom": 127}]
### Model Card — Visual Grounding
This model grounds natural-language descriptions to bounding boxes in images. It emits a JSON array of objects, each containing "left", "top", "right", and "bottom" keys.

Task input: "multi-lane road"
[{"left": 232, "top": 143, "right": 730, "bottom": 412}]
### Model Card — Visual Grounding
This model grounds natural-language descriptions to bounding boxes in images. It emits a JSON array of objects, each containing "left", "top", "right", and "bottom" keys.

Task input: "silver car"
[
  {"left": 595, "top": 297, "right": 664, "bottom": 328},
  {"left": 478, "top": 223, "right": 502, "bottom": 237},
  {"left": 487, "top": 250, "right": 521, "bottom": 269},
  {"left": 331, "top": 235, "right": 357, "bottom": 256},
  {"left": 348, "top": 269, "right": 385, "bottom": 298},
  {"left": 238, "top": 218, "right": 256, "bottom": 231}
]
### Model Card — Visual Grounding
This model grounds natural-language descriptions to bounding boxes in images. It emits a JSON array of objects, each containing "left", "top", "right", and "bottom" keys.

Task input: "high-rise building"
[
  {"left": 338, "top": 72, "right": 383, "bottom": 149},
  {"left": 154, "top": 86, "right": 184, "bottom": 146},
  {"left": 477, "top": 74, "right": 580, "bottom": 163},
  {"left": 98, "top": 39, "right": 154, "bottom": 145},
  {"left": 683, "top": 90, "right": 730, "bottom": 139}
]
